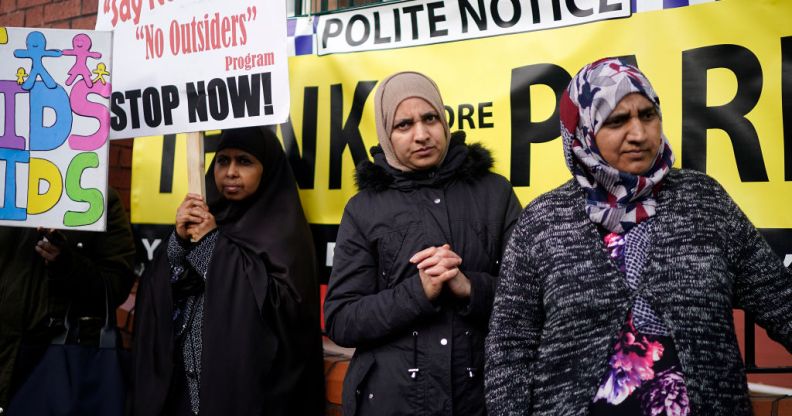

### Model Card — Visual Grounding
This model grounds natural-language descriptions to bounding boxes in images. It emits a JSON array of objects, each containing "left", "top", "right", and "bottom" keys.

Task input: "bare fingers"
[
  {"left": 430, "top": 268, "right": 459, "bottom": 284},
  {"left": 410, "top": 245, "right": 439, "bottom": 264},
  {"left": 422, "top": 257, "right": 462, "bottom": 276},
  {"left": 416, "top": 246, "right": 461, "bottom": 270}
]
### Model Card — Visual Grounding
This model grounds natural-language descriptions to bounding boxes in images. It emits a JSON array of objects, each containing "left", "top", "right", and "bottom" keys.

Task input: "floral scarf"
[{"left": 559, "top": 58, "right": 675, "bottom": 233}]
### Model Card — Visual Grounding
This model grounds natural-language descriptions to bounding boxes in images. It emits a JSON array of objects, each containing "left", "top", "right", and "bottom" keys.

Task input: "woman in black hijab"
[{"left": 133, "top": 127, "right": 325, "bottom": 416}]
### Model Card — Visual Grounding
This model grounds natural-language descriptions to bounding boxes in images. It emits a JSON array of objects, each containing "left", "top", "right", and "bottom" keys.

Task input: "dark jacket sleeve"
[
  {"left": 51, "top": 188, "right": 136, "bottom": 314},
  {"left": 131, "top": 247, "right": 175, "bottom": 416},
  {"left": 459, "top": 180, "right": 523, "bottom": 326},
  {"left": 485, "top": 208, "right": 543, "bottom": 415},
  {"left": 720, "top": 184, "right": 792, "bottom": 352},
  {"left": 324, "top": 202, "right": 438, "bottom": 348}
]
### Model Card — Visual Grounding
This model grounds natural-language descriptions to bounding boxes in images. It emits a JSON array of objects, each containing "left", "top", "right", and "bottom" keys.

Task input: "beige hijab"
[{"left": 374, "top": 71, "right": 451, "bottom": 172}]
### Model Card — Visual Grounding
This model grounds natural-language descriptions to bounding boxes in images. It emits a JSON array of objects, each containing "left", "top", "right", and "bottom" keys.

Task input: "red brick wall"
[
  {"left": 108, "top": 139, "right": 133, "bottom": 211},
  {"left": 0, "top": 0, "right": 98, "bottom": 30},
  {"left": 734, "top": 310, "right": 792, "bottom": 389},
  {"left": 0, "top": 1, "right": 133, "bottom": 210}
]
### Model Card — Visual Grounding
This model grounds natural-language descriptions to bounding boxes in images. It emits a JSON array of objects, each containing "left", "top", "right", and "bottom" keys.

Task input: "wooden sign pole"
[{"left": 186, "top": 131, "right": 206, "bottom": 198}]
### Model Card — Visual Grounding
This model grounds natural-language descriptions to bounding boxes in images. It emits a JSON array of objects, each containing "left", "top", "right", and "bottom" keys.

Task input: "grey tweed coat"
[{"left": 485, "top": 168, "right": 792, "bottom": 416}]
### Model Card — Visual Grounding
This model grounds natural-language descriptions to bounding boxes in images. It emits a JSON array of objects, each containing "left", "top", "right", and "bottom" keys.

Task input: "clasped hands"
[
  {"left": 410, "top": 244, "right": 471, "bottom": 301},
  {"left": 176, "top": 193, "right": 217, "bottom": 242}
]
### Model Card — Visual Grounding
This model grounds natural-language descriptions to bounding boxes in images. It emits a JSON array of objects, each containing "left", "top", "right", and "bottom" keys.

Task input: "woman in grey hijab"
[{"left": 324, "top": 71, "right": 522, "bottom": 415}]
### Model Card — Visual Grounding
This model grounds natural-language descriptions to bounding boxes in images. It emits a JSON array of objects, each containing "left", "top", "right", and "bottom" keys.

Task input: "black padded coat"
[{"left": 325, "top": 132, "right": 522, "bottom": 416}]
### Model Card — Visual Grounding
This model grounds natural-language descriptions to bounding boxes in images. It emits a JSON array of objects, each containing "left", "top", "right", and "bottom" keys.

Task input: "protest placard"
[
  {"left": 0, "top": 27, "right": 112, "bottom": 231},
  {"left": 96, "top": 0, "right": 291, "bottom": 139}
]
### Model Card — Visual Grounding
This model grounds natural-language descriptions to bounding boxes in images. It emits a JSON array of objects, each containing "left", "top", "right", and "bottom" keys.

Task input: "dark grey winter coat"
[
  {"left": 485, "top": 169, "right": 792, "bottom": 416},
  {"left": 325, "top": 133, "right": 522, "bottom": 416}
]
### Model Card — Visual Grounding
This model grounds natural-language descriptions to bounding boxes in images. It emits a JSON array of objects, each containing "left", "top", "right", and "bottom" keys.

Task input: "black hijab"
[
  {"left": 134, "top": 127, "right": 325, "bottom": 416},
  {"left": 206, "top": 127, "right": 316, "bottom": 283}
]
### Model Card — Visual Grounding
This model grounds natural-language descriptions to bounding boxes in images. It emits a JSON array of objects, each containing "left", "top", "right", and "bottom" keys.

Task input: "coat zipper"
[
  {"left": 466, "top": 330, "right": 476, "bottom": 378},
  {"left": 409, "top": 331, "right": 420, "bottom": 379}
]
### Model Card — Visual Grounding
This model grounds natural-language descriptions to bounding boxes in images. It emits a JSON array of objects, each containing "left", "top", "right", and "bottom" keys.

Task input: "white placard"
[
  {"left": 0, "top": 27, "right": 112, "bottom": 231},
  {"left": 96, "top": 0, "right": 290, "bottom": 138}
]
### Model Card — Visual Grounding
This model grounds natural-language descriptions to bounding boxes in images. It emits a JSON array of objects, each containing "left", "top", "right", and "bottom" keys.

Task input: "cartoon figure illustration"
[
  {"left": 92, "top": 62, "right": 110, "bottom": 85},
  {"left": 13, "top": 31, "right": 62, "bottom": 90},
  {"left": 16, "top": 67, "right": 28, "bottom": 85},
  {"left": 63, "top": 33, "right": 101, "bottom": 88},
  {"left": 1, "top": 27, "right": 8, "bottom": 44}
]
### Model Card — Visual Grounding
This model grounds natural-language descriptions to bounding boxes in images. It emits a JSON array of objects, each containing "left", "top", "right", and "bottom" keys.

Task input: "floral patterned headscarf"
[{"left": 559, "top": 58, "right": 675, "bottom": 233}]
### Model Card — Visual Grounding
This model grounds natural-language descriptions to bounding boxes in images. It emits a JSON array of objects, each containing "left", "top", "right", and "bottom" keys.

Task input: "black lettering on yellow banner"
[
  {"left": 134, "top": 0, "right": 792, "bottom": 234},
  {"left": 682, "top": 45, "right": 767, "bottom": 182}
]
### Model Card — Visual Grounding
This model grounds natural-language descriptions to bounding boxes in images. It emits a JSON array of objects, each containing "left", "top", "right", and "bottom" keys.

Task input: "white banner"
[
  {"left": 316, "top": 0, "right": 630, "bottom": 55},
  {"left": 96, "top": 0, "right": 290, "bottom": 138},
  {"left": 0, "top": 28, "right": 111, "bottom": 231}
]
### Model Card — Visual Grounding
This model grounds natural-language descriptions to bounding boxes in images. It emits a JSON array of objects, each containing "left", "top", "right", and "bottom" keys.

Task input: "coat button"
[
  {"left": 368, "top": 393, "right": 375, "bottom": 399},
  {"left": 440, "top": 338, "right": 448, "bottom": 346},
  {"left": 433, "top": 198, "right": 441, "bottom": 204}
]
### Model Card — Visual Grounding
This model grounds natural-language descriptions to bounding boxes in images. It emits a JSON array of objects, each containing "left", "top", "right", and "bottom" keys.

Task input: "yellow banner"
[{"left": 132, "top": 0, "right": 792, "bottom": 232}]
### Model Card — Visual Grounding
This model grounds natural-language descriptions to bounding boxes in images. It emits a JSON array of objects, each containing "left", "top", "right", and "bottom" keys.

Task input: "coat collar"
[{"left": 354, "top": 131, "right": 494, "bottom": 192}]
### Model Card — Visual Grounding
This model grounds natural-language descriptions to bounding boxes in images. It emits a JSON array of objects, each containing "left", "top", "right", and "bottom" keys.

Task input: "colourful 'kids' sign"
[{"left": 0, "top": 27, "right": 112, "bottom": 231}]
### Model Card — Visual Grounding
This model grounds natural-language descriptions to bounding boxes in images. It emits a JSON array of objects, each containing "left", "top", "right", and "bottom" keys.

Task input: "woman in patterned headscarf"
[{"left": 485, "top": 58, "right": 792, "bottom": 416}]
